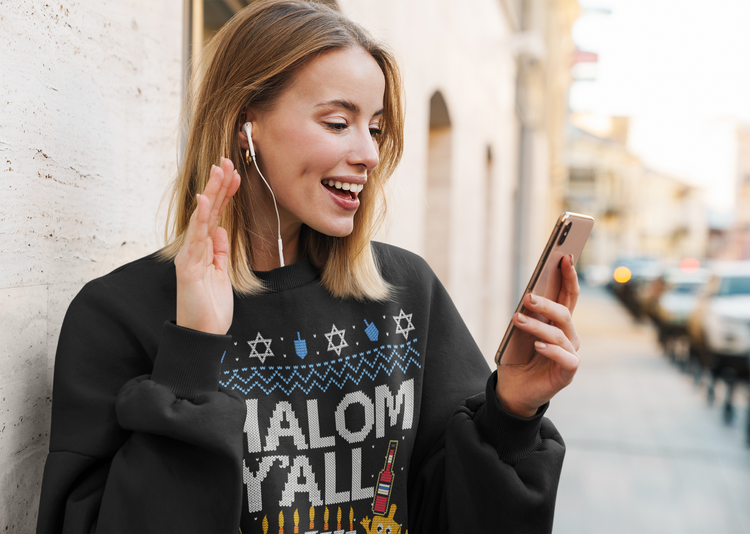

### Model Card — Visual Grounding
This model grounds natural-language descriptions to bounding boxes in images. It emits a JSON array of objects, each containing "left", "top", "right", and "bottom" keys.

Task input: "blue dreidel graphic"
[
  {"left": 294, "top": 332, "right": 308, "bottom": 359},
  {"left": 364, "top": 319, "right": 379, "bottom": 342}
]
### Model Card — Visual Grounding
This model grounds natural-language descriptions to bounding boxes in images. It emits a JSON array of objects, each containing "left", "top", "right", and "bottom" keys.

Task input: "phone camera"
[{"left": 558, "top": 222, "right": 572, "bottom": 245}]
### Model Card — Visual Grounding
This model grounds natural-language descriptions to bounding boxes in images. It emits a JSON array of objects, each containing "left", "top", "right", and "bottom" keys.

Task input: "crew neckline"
[{"left": 253, "top": 257, "right": 320, "bottom": 293}]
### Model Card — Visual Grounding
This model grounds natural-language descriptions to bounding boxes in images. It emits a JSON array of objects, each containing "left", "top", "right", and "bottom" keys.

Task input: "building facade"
[
  {"left": 724, "top": 124, "right": 750, "bottom": 260},
  {"left": 565, "top": 114, "right": 708, "bottom": 275}
]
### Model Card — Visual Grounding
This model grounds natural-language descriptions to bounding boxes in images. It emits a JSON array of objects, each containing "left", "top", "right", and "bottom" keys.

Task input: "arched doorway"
[{"left": 425, "top": 91, "right": 453, "bottom": 284}]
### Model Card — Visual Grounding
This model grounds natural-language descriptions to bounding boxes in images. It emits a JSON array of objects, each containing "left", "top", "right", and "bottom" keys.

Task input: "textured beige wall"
[
  {"left": 338, "top": 0, "right": 520, "bottom": 361},
  {"left": 0, "top": 1, "right": 183, "bottom": 530}
]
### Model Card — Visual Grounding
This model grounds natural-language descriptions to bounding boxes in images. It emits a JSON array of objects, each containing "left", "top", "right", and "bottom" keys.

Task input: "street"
[{"left": 548, "top": 285, "right": 750, "bottom": 534}]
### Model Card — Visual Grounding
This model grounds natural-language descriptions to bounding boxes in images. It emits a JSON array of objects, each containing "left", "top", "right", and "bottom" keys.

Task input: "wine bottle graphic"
[{"left": 372, "top": 440, "right": 398, "bottom": 515}]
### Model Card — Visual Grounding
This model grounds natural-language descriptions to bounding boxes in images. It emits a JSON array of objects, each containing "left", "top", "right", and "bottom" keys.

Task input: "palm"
[
  {"left": 499, "top": 349, "right": 574, "bottom": 413},
  {"left": 175, "top": 158, "right": 241, "bottom": 335}
]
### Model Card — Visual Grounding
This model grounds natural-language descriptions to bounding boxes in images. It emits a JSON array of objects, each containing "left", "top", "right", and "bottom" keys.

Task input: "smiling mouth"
[{"left": 323, "top": 179, "right": 364, "bottom": 200}]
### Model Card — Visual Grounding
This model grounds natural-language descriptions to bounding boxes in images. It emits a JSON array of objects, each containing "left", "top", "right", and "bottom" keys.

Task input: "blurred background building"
[
  {"left": 725, "top": 124, "right": 750, "bottom": 261},
  {"left": 2, "top": 0, "right": 750, "bottom": 532},
  {"left": 565, "top": 113, "right": 708, "bottom": 275}
]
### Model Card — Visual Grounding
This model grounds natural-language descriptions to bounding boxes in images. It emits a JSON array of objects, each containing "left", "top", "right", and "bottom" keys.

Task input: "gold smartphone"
[{"left": 495, "top": 212, "right": 595, "bottom": 365}]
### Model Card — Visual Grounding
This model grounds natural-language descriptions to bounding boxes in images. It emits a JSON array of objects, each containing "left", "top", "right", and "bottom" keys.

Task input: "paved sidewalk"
[{"left": 548, "top": 285, "right": 750, "bottom": 534}]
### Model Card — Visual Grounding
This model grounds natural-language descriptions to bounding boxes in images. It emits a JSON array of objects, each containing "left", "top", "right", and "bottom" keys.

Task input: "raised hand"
[
  {"left": 496, "top": 254, "right": 581, "bottom": 417},
  {"left": 174, "top": 158, "right": 241, "bottom": 335}
]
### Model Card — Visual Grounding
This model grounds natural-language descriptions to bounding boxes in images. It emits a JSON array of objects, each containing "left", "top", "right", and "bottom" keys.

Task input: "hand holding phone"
[
  {"left": 495, "top": 213, "right": 594, "bottom": 417},
  {"left": 496, "top": 212, "right": 594, "bottom": 366},
  {"left": 493, "top": 212, "right": 593, "bottom": 417}
]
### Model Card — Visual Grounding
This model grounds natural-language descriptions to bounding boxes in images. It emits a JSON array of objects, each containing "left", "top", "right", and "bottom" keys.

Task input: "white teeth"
[{"left": 324, "top": 180, "right": 364, "bottom": 193}]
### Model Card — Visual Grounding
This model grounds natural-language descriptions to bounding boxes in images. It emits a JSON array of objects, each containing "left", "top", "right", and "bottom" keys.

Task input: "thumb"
[{"left": 557, "top": 254, "right": 580, "bottom": 312}]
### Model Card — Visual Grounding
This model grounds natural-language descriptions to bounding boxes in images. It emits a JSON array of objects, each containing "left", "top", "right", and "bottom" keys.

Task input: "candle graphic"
[
  {"left": 279, "top": 510, "right": 284, "bottom": 534},
  {"left": 309, "top": 506, "right": 315, "bottom": 530},
  {"left": 324, "top": 507, "right": 329, "bottom": 531},
  {"left": 372, "top": 440, "right": 399, "bottom": 515}
]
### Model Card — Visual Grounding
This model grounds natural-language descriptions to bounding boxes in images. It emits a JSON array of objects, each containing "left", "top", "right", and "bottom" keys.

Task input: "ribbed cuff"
[
  {"left": 477, "top": 371, "right": 549, "bottom": 464},
  {"left": 151, "top": 321, "right": 232, "bottom": 400}
]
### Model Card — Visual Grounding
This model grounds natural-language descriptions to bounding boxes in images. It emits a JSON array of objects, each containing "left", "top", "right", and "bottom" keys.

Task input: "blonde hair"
[{"left": 160, "top": 0, "right": 404, "bottom": 300}]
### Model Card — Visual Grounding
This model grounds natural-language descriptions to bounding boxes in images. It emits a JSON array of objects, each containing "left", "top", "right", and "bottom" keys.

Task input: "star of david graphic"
[
  {"left": 247, "top": 332, "right": 274, "bottom": 364},
  {"left": 393, "top": 309, "right": 415, "bottom": 340},
  {"left": 324, "top": 323, "right": 348, "bottom": 356}
]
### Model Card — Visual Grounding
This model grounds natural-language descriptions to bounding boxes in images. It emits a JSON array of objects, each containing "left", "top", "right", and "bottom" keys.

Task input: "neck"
[
  {"left": 247, "top": 171, "right": 302, "bottom": 271},
  {"left": 251, "top": 224, "right": 302, "bottom": 271}
]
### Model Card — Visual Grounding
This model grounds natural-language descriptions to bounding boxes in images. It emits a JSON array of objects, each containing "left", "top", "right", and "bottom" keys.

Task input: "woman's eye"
[
  {"left": 324, "top": 122, "right": 347, "bottom": 132},
  {"left": 369, "top": 127, "right": 382, "bottom": 138}
]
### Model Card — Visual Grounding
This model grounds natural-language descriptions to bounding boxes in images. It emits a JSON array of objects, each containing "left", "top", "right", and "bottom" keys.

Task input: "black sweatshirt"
[{"left": 36, "top": 242, "right": 565, "bottom": 534}]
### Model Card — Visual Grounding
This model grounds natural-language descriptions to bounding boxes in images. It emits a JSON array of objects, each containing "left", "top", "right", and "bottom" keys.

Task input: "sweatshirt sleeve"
[
  {"left": 36, "top": 280, "right": 246, "bottom": 533},
  {"left": 406, "top": 268, "right": 565, "bottom": 534}
]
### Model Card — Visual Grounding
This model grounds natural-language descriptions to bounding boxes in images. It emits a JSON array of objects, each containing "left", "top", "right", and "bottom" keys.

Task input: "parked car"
[
  {"left": 652, "top": 268, "right": 710, "bottom": 364},
  {"left": 686, "top": 261, "right": 750, "bottom": 421},
  {"left": 608, "top": 255, "right": 662, "bottom": 320}
]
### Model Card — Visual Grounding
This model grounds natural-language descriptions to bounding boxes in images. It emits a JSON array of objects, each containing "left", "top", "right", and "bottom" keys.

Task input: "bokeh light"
[
  {"left": 613, "top": 266, "right": 632, "bottom": 283},
  {"left": 679, "top": 257, "right": 700, "bottom": 273}
]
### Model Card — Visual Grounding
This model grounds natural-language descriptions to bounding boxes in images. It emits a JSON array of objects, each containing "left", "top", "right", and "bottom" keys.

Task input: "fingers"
[
  {"left": 521, "top": 292, "right": 581, "bottom": 351},
  {"left": 557, "top": 254, "right": 580, "bottom": 312},
  {"left": 512, "top": 309, "right": 581, "bottom": 385},
  {"left": 175, "top": 192, "right": 210, "bottom": 278},
  {"left": 185, "top": 191, "right": 211, "bottom": 250},
  {"left": 207, "top": 158, "right": 240, "bottom": 236},
  {"left": 213, "top": 226, "right": 230, "bottom": 275},
  {"left": 178, "top": 158, "right": 240, "bottom": 273},
  {"left": 215, "top": 168, "right": 241, "bottom": 227},
  {"left": 513, "top": 310, "right": 578, "bottom": 354},
  {"left": 533, "top": 340, "right": 579, "bottom": 376}
]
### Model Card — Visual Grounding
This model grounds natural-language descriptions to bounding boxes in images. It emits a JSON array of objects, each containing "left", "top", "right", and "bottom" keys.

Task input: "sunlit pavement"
[{"left": 548, "top": 284, "right": 750, "bottom": 534}]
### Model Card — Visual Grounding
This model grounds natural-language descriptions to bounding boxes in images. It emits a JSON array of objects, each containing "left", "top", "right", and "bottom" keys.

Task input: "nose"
[{"left": 347, "top": 125, "right": 380, "bottom": 172}]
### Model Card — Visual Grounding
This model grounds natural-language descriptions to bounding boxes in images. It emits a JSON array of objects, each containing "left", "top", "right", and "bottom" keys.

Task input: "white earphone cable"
[
  {"left": 243, "top": 122, "right": 284, "bottom": 268},
  {"left": 252, "top": 157, "right": 285, "bottom": 268}
]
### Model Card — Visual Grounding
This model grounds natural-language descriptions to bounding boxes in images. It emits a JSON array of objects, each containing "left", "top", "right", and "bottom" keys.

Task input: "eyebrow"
[{"left": 316, "top": 99, "right": 384, "bottom": 117}]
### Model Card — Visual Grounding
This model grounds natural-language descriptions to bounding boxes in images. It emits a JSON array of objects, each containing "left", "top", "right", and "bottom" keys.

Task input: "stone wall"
[{"left": 0, "top": 1, "right": 183, "bottom": 530}]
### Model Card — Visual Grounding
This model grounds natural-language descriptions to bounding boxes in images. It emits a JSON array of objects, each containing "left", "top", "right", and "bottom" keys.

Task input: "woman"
[{"left": 37, "top": 1, "right": 580, "bottom": 532}]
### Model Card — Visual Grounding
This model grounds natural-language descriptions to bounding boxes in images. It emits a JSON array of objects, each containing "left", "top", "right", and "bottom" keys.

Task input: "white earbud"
[
  {"left": 242, "top": 121, "right": 284, "bottom": 268},
  {"left": 242, "top": 121, "right": 256, "bottom": 159}
]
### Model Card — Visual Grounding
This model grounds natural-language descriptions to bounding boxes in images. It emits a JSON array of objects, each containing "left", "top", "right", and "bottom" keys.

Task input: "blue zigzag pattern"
[{"left": 220, "top": 339, "right": 421, "bottom": 396}]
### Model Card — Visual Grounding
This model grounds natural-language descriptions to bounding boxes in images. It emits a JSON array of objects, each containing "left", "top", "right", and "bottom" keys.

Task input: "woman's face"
[{"left": 243, "top": 46, "right": 385, "bottom": 238}]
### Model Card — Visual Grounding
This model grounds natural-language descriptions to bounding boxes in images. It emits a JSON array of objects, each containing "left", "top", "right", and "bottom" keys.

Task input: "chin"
[
  {"left": 309, "top": 219, "right": 355, "bottom": 238},
  {"left": 324, "top": 226, "right": 355, "bottom": 238}
]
